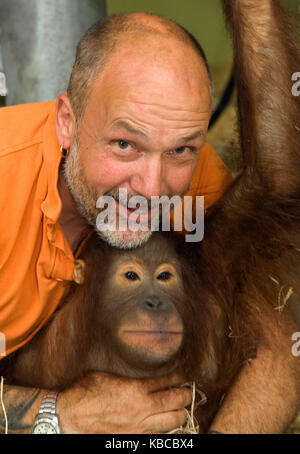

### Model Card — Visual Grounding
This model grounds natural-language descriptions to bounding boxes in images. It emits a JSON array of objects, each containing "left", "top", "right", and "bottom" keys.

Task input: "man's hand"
[{"left": 57, "top": 370, "right": 192, "bottom": 434}]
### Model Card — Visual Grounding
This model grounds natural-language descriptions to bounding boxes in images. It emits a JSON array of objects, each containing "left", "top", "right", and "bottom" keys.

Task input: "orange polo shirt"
[{"left": 0, "top": 101, "right": 233, "bottom": 357}]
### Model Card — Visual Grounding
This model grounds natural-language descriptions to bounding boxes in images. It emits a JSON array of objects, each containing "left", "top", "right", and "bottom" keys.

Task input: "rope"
[{"left": 0, "top": 376, "right": 8, "bottom": 434}]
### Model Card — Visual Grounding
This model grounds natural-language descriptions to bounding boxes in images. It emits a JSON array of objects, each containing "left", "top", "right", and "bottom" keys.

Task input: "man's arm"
[
  {"left": 0, "top": 385, "right": 44, "bottom": 433},
  {"left": 0, "top": 371, "right": 192, "bottom": 434}
]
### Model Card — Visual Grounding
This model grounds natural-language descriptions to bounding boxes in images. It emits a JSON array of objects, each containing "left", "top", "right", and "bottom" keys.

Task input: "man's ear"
[
  {"left": 73, "top": 259, "right": 86, "bottom": 284},
  {"left": 55, "top": 94, "right": 76, "bottom": 149}
]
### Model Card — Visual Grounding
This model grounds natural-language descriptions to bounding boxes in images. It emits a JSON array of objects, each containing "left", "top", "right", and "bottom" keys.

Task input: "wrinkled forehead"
[{"left": 89, "top": 37, "right": 212, "bottom": 116}]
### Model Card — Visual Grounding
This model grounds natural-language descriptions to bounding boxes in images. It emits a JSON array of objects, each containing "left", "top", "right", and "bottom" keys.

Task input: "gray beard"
[{"left": 63, "top": 137, "right": 153, "bottom": 249}]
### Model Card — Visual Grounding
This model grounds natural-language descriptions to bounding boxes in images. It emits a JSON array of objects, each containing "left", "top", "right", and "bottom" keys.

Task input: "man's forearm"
[{"left": 0, "top": 382, "right": 44, "bottom": 434}]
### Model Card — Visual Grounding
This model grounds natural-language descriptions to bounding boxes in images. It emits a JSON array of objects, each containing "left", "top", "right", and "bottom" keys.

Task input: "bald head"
[{"left": 67, "top": 12, "right": 213, "bottom": 124}]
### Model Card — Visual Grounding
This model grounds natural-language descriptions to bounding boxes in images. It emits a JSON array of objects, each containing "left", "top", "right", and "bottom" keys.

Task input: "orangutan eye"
[
  {"left": 157, "top": 271, "right": 172, "bottom": 281},
  {"left": 125, "top": 271, "right": 140, "bottom": 281}
]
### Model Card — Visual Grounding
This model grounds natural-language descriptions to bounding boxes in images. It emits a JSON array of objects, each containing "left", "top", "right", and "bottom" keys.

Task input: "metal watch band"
[
  {"left": 38, "top": 391, "right": 58, "bottom": 416},
  {"left": 30, "top": 391, "right": 60, "bottom": 433}
]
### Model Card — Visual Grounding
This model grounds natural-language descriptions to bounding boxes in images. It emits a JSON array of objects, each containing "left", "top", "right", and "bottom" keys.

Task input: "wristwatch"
[{"left": 30, "top": 391, "right": 60, "bottom": 434}]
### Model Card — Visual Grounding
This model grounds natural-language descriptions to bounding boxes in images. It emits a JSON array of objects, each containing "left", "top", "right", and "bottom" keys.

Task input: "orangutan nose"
[{"left": 139, "top": 296, "right": 170, "bottom": 312}]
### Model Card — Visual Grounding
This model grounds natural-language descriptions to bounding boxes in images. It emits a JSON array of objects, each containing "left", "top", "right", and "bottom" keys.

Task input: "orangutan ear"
[{"left": 73, "top": 259, "right": 86, "bottom": 284}]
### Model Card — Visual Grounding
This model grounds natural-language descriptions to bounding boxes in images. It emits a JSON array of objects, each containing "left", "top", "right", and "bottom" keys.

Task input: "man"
[{"left": 0, "top": 5, "right": 299, "bottom": 434}]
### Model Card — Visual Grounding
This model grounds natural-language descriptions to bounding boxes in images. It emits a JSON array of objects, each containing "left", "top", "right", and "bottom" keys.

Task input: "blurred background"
[
  {"left": 0, "top": 0, "right": 298, "bottom": 171},
  {"left": 0, "top": 0, "right": 299, "bottom": 433},
  {"left": 0, "top": 0, "right": 298, "bottom": 170}
]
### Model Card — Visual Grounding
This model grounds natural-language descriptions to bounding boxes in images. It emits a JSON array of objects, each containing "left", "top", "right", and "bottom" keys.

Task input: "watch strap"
[
  {"left": 30, "top": 391, "right": 60, "bottom": 434},
  {"left": 38, "top": 391, "right": 58, "bottom": 416}
]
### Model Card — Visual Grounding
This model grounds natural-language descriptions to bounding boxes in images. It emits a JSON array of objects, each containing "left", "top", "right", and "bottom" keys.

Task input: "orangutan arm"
[
  {"left": 209, "top": 306, "right": 300, "bottom": 434},
  {"left": 222, "top": 0, "right": 300, "bottom": 196},
  {"left": 207, "top": 0, "right": 300, "bottom": 434}
]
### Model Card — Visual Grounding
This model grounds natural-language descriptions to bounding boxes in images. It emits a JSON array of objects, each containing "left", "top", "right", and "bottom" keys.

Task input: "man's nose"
[{"left": 130, "top": 156, "right": 164, "bottom": 200}]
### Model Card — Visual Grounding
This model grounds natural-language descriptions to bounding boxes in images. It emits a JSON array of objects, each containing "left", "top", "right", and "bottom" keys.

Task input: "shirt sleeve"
[{"left": 186, "top": 141, "right": 234, "bottom": 214}]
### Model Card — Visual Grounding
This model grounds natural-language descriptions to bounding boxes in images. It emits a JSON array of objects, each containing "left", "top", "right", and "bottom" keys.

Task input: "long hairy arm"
[
  {"left": 222, "top": 0, "right": 300, "bottom": 197},
  {"left": 205, "top": 0, "right": 300, "bottom": 433},
  {"left": 209, "top": 304, "right": 300, "bottom": 433}
]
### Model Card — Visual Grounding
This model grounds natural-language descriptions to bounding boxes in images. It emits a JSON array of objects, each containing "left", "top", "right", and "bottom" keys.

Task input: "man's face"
[{"left": 64, "top": 37, "right": 212, "bottom": 248}]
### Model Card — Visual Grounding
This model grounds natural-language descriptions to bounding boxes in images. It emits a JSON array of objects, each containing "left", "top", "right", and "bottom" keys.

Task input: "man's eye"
[
  {"left": 116, "top": 140, "right": 132, "bottom": 151},
  {"left": 174, "top": 146, "right": 188, "bottom": 155}
]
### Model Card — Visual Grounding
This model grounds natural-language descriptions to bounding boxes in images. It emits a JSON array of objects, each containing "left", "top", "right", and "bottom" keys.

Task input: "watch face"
[{"left": 32, "top": 421, "right": 58, "bottom": 434}]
